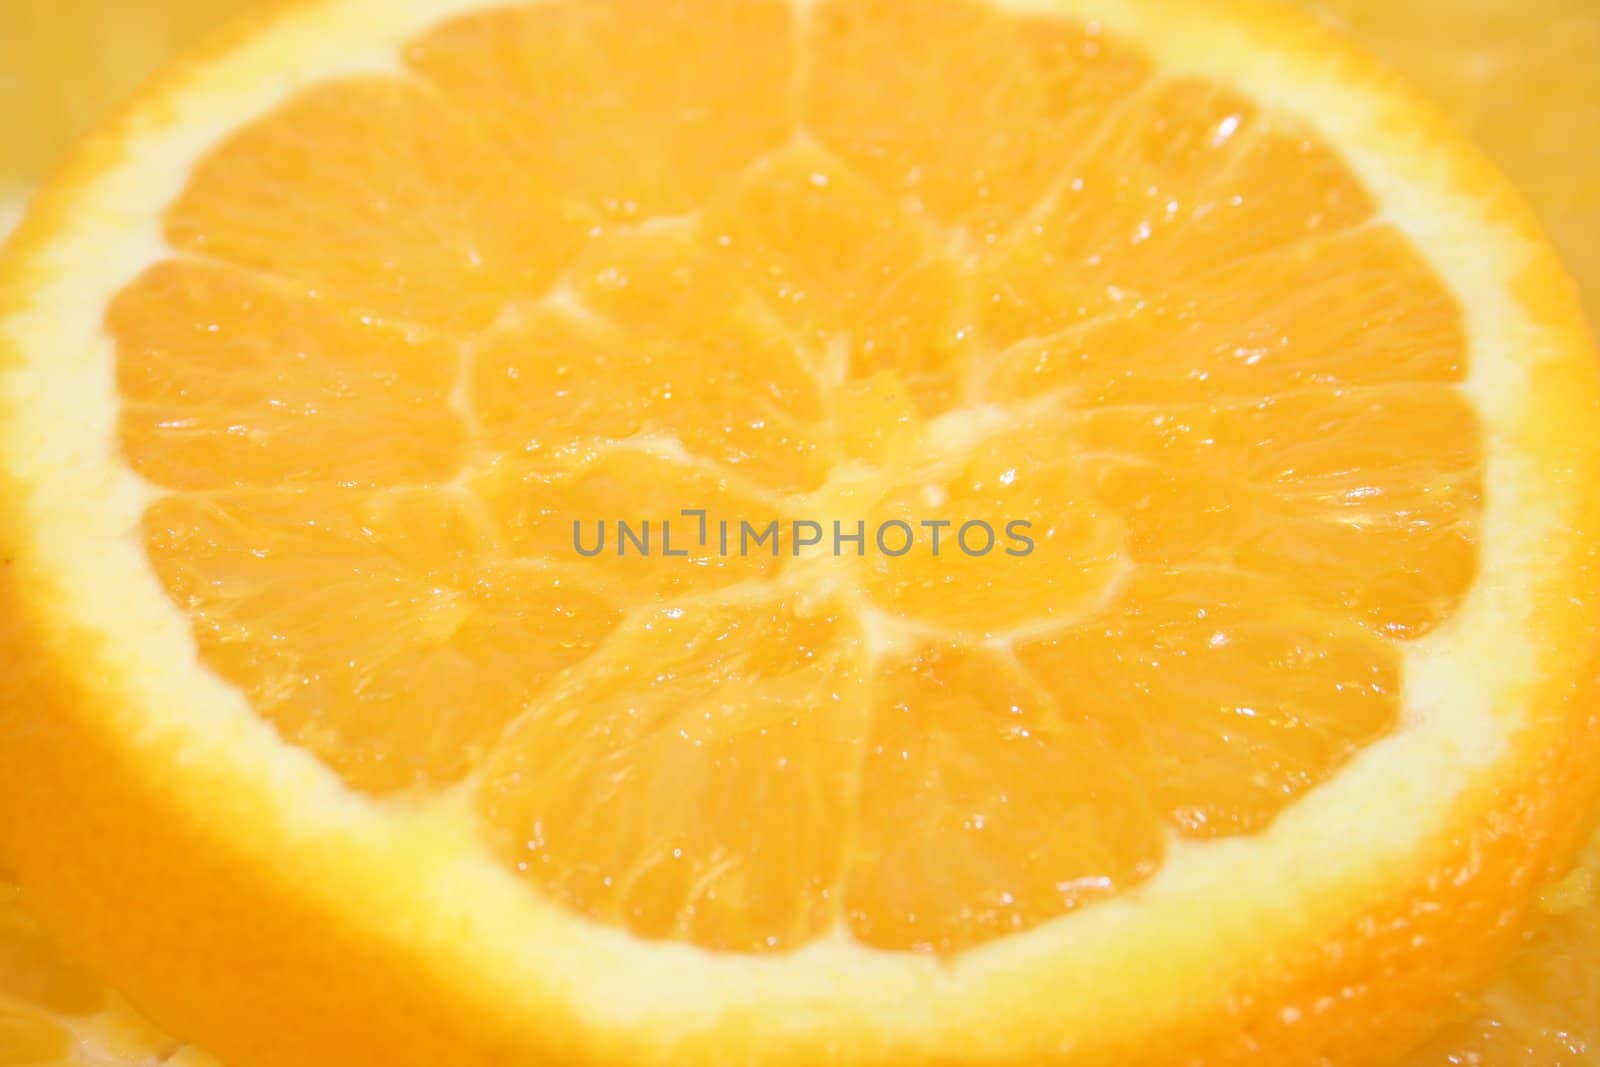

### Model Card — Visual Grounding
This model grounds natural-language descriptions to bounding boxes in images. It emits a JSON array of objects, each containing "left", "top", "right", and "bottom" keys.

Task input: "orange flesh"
[{"left": 104, "top": 0, "right": 1484, "bottom": 958}]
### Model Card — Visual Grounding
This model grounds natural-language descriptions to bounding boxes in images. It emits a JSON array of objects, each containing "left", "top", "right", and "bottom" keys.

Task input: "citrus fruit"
[{"left": 3, "top": 0, "right": 1600, "bottom": 1065}]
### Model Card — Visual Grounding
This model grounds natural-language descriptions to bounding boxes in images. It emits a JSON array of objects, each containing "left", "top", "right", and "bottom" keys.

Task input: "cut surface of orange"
[{"left": 2, "top": 0, "right": 1600, "bottom": 1065}]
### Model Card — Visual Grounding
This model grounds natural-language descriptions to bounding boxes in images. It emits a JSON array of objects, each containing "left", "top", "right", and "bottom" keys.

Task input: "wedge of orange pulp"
[{"left": 2, "top": 0, "right": 1600, "bottom": 1065}]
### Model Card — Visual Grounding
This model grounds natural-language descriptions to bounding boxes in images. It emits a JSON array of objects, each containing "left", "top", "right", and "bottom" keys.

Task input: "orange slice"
[{"left": 2, "top": 0, "right": 1599, "bottom": 1065}]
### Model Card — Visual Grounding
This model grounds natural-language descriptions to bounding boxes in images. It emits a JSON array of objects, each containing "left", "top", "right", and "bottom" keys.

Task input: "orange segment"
[
  {"left": 562, "top": 226, "right": 835, "bottom": 491},
  {"left": 166, "top": 77, "right": 588, "bottom": 332},
  {"left": 113, "top": 259, "right": 466, "bottom": 490},
  {"left": 1012, "top": 15, "right": 1155, "bottom": 139},
  {"left": 468, "top": 305, "right": 650, "bottom": 455},
  {"left": 1076, "top": 385, "right": 1482, "bottom": 638},
  {"left": 804, "top": 0, "right": 1150, "bottom": 239},
  {"left": 406, "top": 0, "right": 796, "bottom": 220},
  {"left": 975, "top": 81, "right": 1375, "bottom": 344},
  {"left": 704, "top": 147, "right": 976, "bottom": 411},
  {"left": 847, "top": 646, "right": 1163, "bottom": 955},
  {"left": 143, "top": 488, "right": 622, "bottom": 792},
  {"left": 1017, "top": 567, "right": 1401, "bottom": 837},
  {"left": 982, "top": 226, "right": 1466, "bottom": 407},
  {"left": 480, "top": 596, "right": 869, "bottom": 952}
]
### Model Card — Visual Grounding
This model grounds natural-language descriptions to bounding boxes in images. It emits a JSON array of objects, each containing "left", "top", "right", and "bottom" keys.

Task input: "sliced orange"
[{"left": 2, "top": 0, "right": 1599, "bottom": 1065}]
